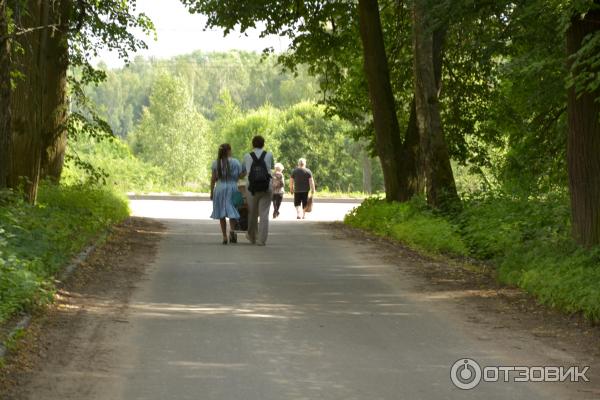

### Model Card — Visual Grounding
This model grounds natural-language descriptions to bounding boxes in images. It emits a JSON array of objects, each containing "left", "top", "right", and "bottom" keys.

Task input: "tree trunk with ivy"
[
  {"left": 0, "top": 0, "right": 11, "bottom": 189},
  {"left": 357, "top": 0, "right": 418, "bottom": 202},
  {"left": 412, "top": 0, "right": 459, "bottom": 210},
  {"left": 40, "top": 0, "right": 70, "bottom": 182},
  {"left": 566, "top": 5, "right": 600, "bottom": 247}
]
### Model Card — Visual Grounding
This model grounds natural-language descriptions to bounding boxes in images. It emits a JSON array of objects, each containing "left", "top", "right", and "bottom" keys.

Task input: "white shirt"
[
  {"left": 242, "top": 148, "right": 274, "bottom": 191},
  {"left": 242, "top": 148, "right": 274, "bottom": 175}
]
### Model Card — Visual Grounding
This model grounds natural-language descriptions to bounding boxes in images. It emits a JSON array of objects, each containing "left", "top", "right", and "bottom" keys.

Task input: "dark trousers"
[{"left": 272, "top": 193, "right": 283, "bottom": 214}]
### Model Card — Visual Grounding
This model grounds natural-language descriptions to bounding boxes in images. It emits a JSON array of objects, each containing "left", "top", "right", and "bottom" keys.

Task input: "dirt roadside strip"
[
  {"left": 0, "top": 229, "right": 111, "bottom": 359},
  {"left": 330, "top": 222, "right": 600, "bottom": 397},
  {"left": 0, "top": 217, "right": 165, "bottom": 399}
]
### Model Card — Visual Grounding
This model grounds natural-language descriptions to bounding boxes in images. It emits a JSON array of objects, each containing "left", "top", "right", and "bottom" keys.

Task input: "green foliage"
[
  {"left": 212, "top": 100, "right": 383, "bottom": 193},
  {"left": 0, "top": 184, "right": 129, "bottom": 323},
  {"left": 218, "top": 104, "right": 283, "bottom": 161},
  {"left": 499, "top": 244, "right": 600, "bottom": 321},
  {"left": 76, "top": 71, "right": 384, "bottom": 194},
  {"left": 276, "top": 102, "right": 366, "bottom": 192},
  {"left": 457, "top": 193, "right": 571, "bottom": 260},
  {"left": 129, "top": 74, "right": 212, "bottom": 188},
  {"left": 62, "top": 131, "right": 167, "bottom": 192},
  {"left": 86, "top": 51, "right": 319, "bottom": 138},
  {"left": 345, "top": 198, "right": 468, "bottom": 256}
]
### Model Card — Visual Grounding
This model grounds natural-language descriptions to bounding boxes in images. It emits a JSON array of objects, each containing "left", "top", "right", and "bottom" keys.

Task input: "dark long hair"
[{"left": 216, "top": 143, "right": 231, "bottom": 180}]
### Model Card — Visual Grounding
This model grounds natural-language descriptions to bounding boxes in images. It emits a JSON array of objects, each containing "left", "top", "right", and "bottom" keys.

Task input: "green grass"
[
  {"left": 345, "top": 194, "right": 600, "bottom": 321},
  {"left": 0, "top": 183, "right": 129, "bottom": 323},
  {"left": 315, "top": 189, "right": 382, "bottom": 199},
  {"left": 345, "top": 197, "right": 468, "bottom": 257}
]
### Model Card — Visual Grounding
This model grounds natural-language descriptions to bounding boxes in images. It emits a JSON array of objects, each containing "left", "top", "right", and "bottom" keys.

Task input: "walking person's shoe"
[
  {"left": 229, "top": 231, "right": 237, "bottom": 244},
  {"left": 273, "top": 211, "right": 277, "bottom": 219},
  {"left": 222, "top": 237, "right": 228, "bottom": 245},
  {"left": 245, "top": 233, "right": 255, "bottom": 244}
]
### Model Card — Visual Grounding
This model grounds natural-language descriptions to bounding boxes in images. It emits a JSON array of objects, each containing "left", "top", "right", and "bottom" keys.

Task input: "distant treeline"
[
  {"left": 89, "top": 51, "right": 320, "bottom": 137},
  {"left": 71, "top": 51, "right": 383, "bottom": 193}
]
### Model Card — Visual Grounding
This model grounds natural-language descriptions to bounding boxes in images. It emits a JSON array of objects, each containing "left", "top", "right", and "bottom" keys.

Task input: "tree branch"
[{"left": 0, "top": 23, "right": 59, "bottom": 42}]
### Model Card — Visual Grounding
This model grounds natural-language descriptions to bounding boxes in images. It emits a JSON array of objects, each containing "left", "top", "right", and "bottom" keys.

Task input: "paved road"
[
  {"left": 36, "top": 198, "right": 584, "bottom": 399},
  {"left": 110, "top": 198, "right": 573, "bottom": 400},
  {"left": 128, "top": 197, "right": 360, "bottom": 222}
]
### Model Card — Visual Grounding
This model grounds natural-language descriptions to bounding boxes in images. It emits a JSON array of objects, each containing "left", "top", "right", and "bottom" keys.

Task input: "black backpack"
[{"left": 248, "top": 152, "right": 271, "bottom": 194}]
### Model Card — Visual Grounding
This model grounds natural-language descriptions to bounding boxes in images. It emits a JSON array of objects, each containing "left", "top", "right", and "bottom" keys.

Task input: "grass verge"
[{"left": 0, "top": 183, "right": 129, "bottom": 324}]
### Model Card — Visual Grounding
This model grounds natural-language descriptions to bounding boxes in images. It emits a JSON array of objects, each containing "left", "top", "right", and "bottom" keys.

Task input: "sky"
[{"left": 97, "top": 0, "right": 291, "bottom": 69}]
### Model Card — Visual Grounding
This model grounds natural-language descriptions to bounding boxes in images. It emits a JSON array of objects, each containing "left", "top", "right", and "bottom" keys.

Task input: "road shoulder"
[
  {"left": 327, "top": 222, "right": 600, "bottom": 398},
  {"left": 0, "top": 217, "right": 165, "bottom": 400}
]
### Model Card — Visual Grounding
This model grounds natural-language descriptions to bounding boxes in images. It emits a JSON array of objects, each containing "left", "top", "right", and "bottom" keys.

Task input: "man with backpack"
[{"left": 242, "top": 135, "right": 274, "bottom": 246}]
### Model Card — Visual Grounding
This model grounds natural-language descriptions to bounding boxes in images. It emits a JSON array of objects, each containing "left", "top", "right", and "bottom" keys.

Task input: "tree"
[
  {"left": 0, "top": 0, "right": 11, "bottom": 188},
  {"left": 276, "top": 102, "right": 363, "bottom": 191},
  {"left": 85, "top": 51, "right": 317, "bottom": 135},
  {"left": 211, "top": 89, "right": 241, "bottom": 146},
  {"left": 219, "top": 104, "right": 282, "bottom": 161},
  {"left": 10, "top": 0, "right": 46, "bottom": 201},
  {"left": 6, "top": 0, "right": 153, "bottom": 202},
  {"left": 566, "top": 3, "right": 600, "bottom": 246},
  {"left": 40, "top": 0, "right": 70, "bottom": 181},
  {"left": 357, "top": 0, "right": 414, "bottom": 201},
  {"left": 183, "top": 0, "right": 419, "bottom": 201},
  {"left": 129, "top": 74, "right": 211, "bottom": 186},
  {"left": 412, "top": 0, "right": 459, "bottom": 210}
]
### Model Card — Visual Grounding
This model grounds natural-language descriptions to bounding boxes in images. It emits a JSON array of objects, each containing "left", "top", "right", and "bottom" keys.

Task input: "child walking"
[{"left": 271, "top": 163, "right": 285, "bottom": 219}]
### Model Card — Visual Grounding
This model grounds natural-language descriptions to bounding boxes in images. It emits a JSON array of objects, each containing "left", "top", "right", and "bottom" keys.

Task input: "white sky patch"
[{"left": 95, "top": 0, "right": 291, "bottom": 69}]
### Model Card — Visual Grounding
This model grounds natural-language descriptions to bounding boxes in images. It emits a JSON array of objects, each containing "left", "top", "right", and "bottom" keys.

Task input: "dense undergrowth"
[
  {"left": 345, "top": 195, "right": 600, "bottom": 321},
  {"left": 0, "top": 184, "right": 129, "bottom": 324}
]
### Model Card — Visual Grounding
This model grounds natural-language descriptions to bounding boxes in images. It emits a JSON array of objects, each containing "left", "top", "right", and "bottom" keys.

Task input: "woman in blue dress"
[{"left": 210, "top": 143, "right": 244, "bottom": 244}]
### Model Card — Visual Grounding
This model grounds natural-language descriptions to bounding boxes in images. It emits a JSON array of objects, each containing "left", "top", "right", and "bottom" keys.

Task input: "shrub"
[
  {"left": 345, "top": 198, "right": 468, "bottom": 257},
  {"left": 0, "top": 183, "right": 129, "bottom": 323}
]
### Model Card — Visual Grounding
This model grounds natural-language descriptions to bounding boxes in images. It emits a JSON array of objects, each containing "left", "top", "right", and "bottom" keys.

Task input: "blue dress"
[{"left": 211, "top": 158, "right": 242, "bottom": 220}]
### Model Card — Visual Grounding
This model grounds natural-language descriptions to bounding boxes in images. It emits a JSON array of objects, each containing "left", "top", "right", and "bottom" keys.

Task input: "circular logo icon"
[{"left": 451, "top": 358, "right": 482, "bottom": 390}]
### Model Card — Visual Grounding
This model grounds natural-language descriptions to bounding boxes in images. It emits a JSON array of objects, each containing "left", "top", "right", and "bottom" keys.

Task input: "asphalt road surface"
[{"left": 20, "top": 197, "right": 592, "bottom": 399}]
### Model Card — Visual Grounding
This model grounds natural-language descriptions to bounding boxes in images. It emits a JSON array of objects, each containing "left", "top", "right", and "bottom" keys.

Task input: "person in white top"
[
  {"left": 271, "top": 163, "right": 285, "bottom": 219},
  {"left": 242, "top": 136, "right": 274, "bottom": 246}
]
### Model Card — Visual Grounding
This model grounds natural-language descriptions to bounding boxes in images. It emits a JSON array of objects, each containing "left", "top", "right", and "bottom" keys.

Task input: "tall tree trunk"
[
  {"left": 40, "top": 0, "right": 70, "bottom": 182},
  {"left": 412, "top": 0, "right": 459, "bottom": 210},
  {"left": 10, "top": 0, "right": 49, "bottom": 202},
  {"left": 362, "top": 150, "right": 372, "bottom": 194},
  {"left": 0, "top": 0, "right": 12, "bottom": 189},
  {"left": 567, "top": 5, "right": 600, "bottom": 247},
  {"left": 357, "top": 0, "right": 413, "bottom": 202},
  {"left": 400, "top": 97, "right": 424, "bottom": 197}
]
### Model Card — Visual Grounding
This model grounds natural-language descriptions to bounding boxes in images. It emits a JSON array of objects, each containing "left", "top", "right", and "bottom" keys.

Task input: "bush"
[
  {"left": 457, "top": 193, "right": 571, "bottom": 260},
  {"left": 0, "top": 183, "right": 129, "bottom": 323},
  {"left": 345, "top": 198, "right": 468, "bottom": 256},
  {"left": 63, "top": 134, "right": 168, "bottom": 193}
]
